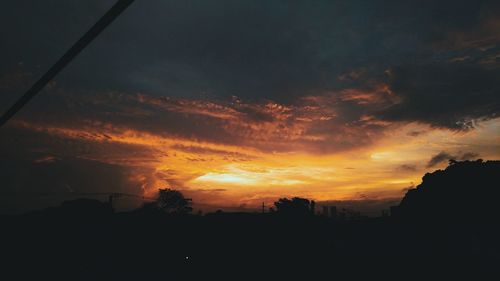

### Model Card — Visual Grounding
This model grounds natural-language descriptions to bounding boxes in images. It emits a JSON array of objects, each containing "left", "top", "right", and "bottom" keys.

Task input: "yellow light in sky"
[
  {"left": 196, "top": 172, "right": 258, "bottom": 185},
  {"left": 193, "top": 164, "right": 308, "bottom": 186}
]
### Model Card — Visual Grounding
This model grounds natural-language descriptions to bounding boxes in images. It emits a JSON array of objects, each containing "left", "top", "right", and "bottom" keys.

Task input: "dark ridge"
[{"left": 392, "top": 159, "right": 499, "bottom": 222}]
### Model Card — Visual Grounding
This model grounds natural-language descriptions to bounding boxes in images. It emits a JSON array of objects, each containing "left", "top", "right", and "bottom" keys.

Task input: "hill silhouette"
[{"left": 394, "top": 159, "right": 499, "bottom": 222}]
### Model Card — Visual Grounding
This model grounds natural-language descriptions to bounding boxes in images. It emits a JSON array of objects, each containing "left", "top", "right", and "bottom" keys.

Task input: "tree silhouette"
[
  {"left": 273, "top": 197, "right": 314, "bottom": 216},
  {"left": 395, "top": 159, "right": 498, "bottom": 221},
  {"left": 155, "top": 188, "right": 193, "bottom": 214}
]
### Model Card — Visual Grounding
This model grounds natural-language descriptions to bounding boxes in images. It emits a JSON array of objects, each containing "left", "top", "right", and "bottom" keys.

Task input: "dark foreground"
[
  {"left": 2, "top": 160, "right": 499, "bottom": 279},
  {"left": 1, "top": 210, "right": 498, "bottom": 280}
]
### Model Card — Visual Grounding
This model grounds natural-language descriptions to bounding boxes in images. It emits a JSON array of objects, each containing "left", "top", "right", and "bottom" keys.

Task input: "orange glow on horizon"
[{"left": 9, "top": 116, "right": 500, "bottom": 209}]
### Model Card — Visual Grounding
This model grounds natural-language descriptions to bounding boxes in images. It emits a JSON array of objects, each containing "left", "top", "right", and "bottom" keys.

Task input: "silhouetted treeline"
[
  {"left": 393, "top": 159, "right": 499, "bottom": 222},
  {"left": 273, "top": 197, "right": 315, "bottom": 216}
]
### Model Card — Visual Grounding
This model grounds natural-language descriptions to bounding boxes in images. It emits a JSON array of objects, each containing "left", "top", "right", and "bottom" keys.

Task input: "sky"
[{"left": 0, "top": 0, "right": 499, "bottom": 214}]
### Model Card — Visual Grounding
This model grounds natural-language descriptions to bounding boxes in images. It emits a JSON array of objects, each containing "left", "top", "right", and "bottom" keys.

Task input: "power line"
[
  {"left": 0, "top": 191, "right": 155, "bottom": 201},
  {"left": 0, "top": 0, "right": 135, "bottom": 128}
]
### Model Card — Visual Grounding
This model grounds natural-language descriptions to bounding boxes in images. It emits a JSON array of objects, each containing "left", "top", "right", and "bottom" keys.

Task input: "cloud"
[
  {"left": 2, "top": 0, "right": 497, "bottom": 103},
  {"left": 398, "top": 164, "right": 417, "bottom": 172},
  {"left": 460, "top": 152, "right": 480, "bottom": 160},
  {"left": 7, "top": 89, "right": 389, "bottom": 154},
  {"left": 407, "top": 130, "right": 426, "bottom": 137},
  {"left": 379, "top": 64, "right": 500, "bottom": 129},
  {"left": 427, "top": 152, "right": 454, "bottom": 168},
  {"left": 170, "top": 144, "right": 255, "bottom": 161},
  {"left": 1, "top": 0, "right": 498, "bottom": 134},
  {"left": 426, "top": 151, "right": 481, "bottom": 167}
]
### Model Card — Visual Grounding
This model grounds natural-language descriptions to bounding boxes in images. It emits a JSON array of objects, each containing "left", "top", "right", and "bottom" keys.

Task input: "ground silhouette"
[{"left": 0, "top": 160, "right": 498, "bottom": 279}]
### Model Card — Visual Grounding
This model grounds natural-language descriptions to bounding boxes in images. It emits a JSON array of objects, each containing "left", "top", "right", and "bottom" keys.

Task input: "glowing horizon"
[{"left": 6, "top": 104, "right": 499, "bottom": 210}]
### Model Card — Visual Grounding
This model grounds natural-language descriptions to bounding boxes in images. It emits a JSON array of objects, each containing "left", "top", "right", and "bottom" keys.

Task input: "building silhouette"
[
  {"left": 322, "top": 206, "right": 329, "bottom": 217},
  {"left": 329, "top": 206, "right": 337, "bottom": 219}
]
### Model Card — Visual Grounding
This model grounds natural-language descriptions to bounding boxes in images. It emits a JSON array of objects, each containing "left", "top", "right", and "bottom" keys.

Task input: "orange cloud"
[
  {"left": 9, "top": 116, "right": 500, "bottom": 210},
  {"left": 6, "top": 91, "right": 499, "bottom": 211}
]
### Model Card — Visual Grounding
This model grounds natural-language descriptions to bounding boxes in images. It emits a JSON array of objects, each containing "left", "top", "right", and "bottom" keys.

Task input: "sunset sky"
[{"left": 1, "top": 0, "right": 499, "bottom": 213}]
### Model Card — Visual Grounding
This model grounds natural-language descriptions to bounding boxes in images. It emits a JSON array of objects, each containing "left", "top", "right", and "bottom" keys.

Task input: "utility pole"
[{"left": 262, "top": 202, "right": 265, "bottom": 213}]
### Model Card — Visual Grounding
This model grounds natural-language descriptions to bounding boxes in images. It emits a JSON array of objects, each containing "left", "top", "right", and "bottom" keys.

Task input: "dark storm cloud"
[
  {"left": 0, "top": 1, "right": 488, "bottom": 90},
  {"left": 379, "top": 63, "right": 500, "bottom": 129},
  {"left": 1, "top": 0, "right": 498, "bottom": 132}
]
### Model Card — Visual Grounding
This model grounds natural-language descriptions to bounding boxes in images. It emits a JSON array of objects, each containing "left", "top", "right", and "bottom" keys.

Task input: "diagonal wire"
[{"left": 0, "top": 0, "right": 135, "bottom": 128}]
